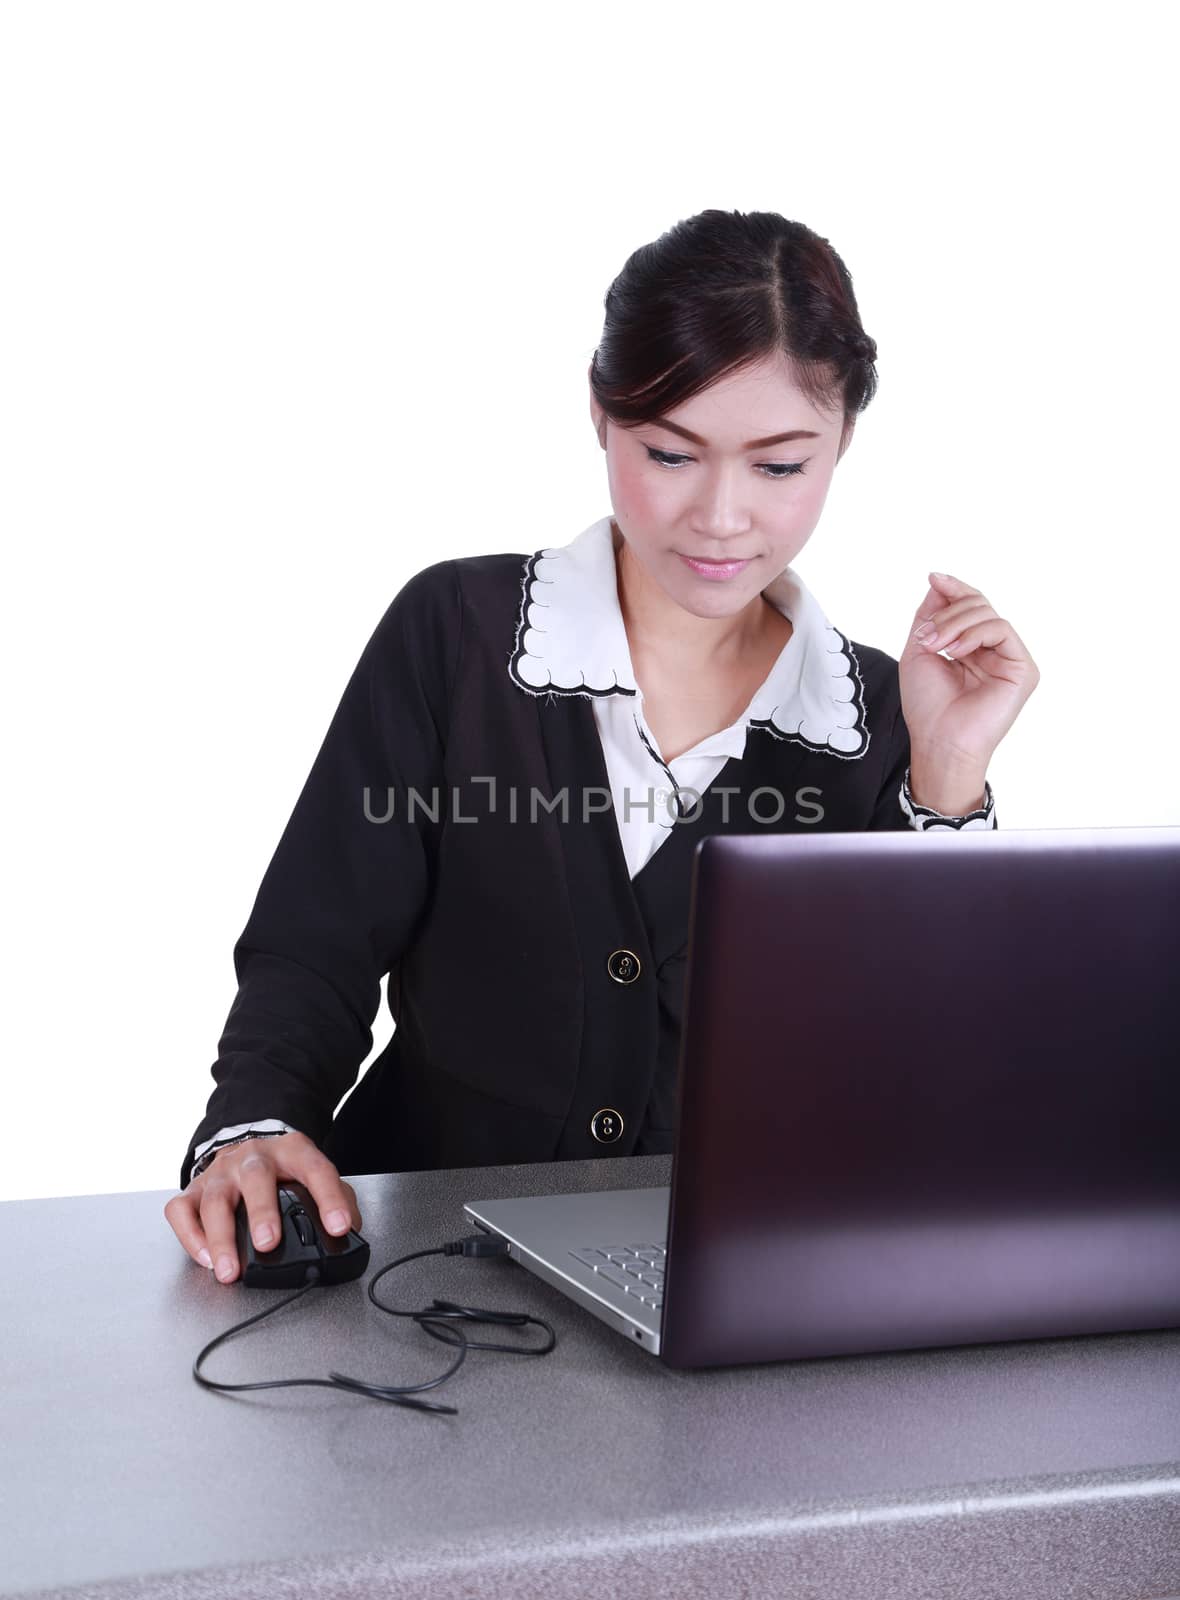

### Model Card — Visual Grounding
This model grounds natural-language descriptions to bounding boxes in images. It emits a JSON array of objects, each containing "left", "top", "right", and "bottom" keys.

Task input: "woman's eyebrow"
[{"left": 649, "top": 418, "right": 821, "bottom": 449}]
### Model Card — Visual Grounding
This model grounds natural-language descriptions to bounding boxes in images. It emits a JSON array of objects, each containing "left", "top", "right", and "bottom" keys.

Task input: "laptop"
[{"left": 464, "top": 827, "right": 1180, "bottom": 1368}]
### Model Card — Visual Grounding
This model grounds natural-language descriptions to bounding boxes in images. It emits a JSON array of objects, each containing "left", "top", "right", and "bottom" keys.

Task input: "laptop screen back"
[{"left": 660, "top": 827, "right": 1180, "bottom": 1368}]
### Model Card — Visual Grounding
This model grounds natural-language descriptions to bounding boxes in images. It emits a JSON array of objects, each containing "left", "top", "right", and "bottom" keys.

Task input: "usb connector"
[{"left": 443, "top": 1233, "right": 512, "bottom": 1259}]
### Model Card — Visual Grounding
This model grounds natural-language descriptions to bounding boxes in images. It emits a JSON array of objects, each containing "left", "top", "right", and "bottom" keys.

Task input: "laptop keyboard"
[{"left": 569, "top": 1244, "right": 666, "bottom": 1309}]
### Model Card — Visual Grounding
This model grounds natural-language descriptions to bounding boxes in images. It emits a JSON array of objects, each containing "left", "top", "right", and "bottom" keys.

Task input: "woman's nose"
[{"left": 690, "top": 488, "right": 754, "bottom": 542}]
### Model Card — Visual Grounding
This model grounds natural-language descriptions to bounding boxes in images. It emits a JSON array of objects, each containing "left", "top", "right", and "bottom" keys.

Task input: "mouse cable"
[{"left": 192, "top": 1233, "right": 556, "bottom": 1417}]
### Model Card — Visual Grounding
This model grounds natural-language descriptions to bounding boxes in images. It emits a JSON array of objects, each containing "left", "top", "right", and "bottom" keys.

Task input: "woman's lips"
[{"left": 678, "top": 553, "right": 753, "bottom": 581}]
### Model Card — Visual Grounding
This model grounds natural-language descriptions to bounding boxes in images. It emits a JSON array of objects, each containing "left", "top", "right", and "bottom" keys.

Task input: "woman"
[{"left": 166, "top": 209, "right": 1039, "bottom": 1285}]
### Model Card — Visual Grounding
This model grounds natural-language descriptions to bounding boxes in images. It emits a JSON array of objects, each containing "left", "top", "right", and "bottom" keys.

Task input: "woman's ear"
[{"left": 588, "top": 366, "right": 607, "bottom": 449}]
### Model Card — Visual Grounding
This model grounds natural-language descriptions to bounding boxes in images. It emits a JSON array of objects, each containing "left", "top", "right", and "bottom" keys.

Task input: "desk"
[{"left": 2, "top": 1153, "right": 1178, "bottom": 1598}]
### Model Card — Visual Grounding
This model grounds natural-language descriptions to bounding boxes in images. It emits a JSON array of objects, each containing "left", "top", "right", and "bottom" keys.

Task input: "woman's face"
[{"left": 590, "top": 351, "right": 852, "bottom": 622}]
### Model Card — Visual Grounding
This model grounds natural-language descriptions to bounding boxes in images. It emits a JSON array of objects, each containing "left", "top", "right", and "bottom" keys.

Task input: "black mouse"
[{"left": 234, "top": 1179, "right": 370, "bottom": 1288}]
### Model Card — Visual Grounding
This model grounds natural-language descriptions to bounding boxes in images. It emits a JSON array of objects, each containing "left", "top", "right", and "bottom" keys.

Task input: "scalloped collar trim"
[{"left": 508, "top": 514, "right": 870, "bottom": 758}]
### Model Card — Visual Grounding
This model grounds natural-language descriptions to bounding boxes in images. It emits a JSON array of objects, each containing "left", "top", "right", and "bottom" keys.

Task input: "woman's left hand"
[{"left": 899, "top": 572, "right": 1040, "bottom": 808}]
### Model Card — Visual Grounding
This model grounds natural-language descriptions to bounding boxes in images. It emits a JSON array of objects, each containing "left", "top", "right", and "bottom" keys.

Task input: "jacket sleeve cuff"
[{"left": 898, "top": 766, "right": 997, "bottom": 832}]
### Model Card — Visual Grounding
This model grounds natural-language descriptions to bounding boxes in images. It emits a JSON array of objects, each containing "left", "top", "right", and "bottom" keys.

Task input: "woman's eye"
[{"left": 644, "top": 445, "right": 806, "bottom": 479}]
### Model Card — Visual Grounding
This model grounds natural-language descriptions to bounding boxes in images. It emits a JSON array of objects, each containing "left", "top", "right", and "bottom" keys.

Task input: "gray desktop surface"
[{"left": 2, "top": 1153, "right": 1178, "bottom": 1600}]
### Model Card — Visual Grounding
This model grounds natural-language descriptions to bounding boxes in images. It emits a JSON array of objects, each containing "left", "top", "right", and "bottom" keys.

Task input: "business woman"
[{"left": 166, "top": 208, "right": 1039, "bottom": 1285}]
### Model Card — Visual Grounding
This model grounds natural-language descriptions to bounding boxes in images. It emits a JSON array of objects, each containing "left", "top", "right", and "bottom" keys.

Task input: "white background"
[{"left": 3, "top": 2, "right": 1176, "bottom": 1203}]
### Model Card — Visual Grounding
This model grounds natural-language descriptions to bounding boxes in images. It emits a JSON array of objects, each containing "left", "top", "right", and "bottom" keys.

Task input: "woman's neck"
[{"left": 613, "top": 520, "right": 783, "bottom": 677}]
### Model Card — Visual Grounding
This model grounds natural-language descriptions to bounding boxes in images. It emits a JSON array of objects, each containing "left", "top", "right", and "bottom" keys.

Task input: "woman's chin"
[{"left": 666, "top": 578, "right": 759, "bottom": 619}]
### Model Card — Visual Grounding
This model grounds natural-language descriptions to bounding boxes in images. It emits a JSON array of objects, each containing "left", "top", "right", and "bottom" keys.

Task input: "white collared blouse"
[{"left": 510, "top": 513, "right": 995, "bottom": 876}]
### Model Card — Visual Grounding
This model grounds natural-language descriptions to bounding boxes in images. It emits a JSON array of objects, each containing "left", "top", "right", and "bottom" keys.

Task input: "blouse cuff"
[
  {"left": 898, "top": 766, "right": 996, "bottom": 832},
  {"left": 189, "top": 1119, "right": 299, "bottom": 1182}
]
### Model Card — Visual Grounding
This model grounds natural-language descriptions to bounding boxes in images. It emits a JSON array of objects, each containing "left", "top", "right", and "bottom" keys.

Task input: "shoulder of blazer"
[
  {"left": 365, "top": 553, "right": 533, "bottom": 741},
  {"left": 365, "top": 552, "right": 522, "bottom": 688},
  {"left": 443, "top": 551, "right": 534, "bottom": 679},
  {"left": 449, "top": 551, "right": 532, "bottom": 614},
  {"left": 389, "top": 553, "right": 527, "bottom": 631}
]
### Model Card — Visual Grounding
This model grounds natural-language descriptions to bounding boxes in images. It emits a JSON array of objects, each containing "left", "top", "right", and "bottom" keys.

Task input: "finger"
[
  {"left": 297, "top": 1150, "right": 363, "bottom": 1237},
  {"left": 928, "top": 571, "right": 985, "bottom": 601},
  {"left": 911, "top": 601, "right": 996, "bottom": 651},
  {"left": 199, "top": 1177, "right": 245, "bottom": 1284},
  {"left": 164, "top": 1191, "right": 214, "bottom": 1271},
  {"left": 912, "top": 578, "right": 989, "bottom": 625},
  {"left": 939, "top": 616, "right": 1033, "bottom": 667},
  {"left": 911, "top": 574, "right": 979, "bottom": 623},
  {"left": 234, "top": 1142, "right": 286, "bottom": 1255},
  {"left": 922, "top": 596, "right": 995, "bottom": 634},
  {"left": 339, "top": 1179, "right": 364, "bottom": 1233}
]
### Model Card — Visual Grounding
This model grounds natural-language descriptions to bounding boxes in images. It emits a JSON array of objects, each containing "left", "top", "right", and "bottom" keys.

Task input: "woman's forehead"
[{"left": 658, "top": 360, "right": 843, "bottom": 439}]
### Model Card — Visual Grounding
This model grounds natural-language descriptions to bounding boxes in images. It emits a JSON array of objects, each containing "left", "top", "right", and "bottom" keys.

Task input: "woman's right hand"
[{"left": 164, "top": 1131, "right": 363, "bottom": 1285}]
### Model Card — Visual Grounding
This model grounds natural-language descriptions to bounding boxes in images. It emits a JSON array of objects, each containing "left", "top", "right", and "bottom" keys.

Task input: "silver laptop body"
[{"left": 464, "top": 826, "right": 1180, "bottom": 1367}]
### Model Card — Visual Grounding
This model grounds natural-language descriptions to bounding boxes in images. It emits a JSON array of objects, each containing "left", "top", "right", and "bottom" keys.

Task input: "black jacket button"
[
  {"left": 606, "top": 948, "right": 641, "bottom": 984},
  {"left": 590, "top": 1107, "right": 624, "bottom": 1143}
]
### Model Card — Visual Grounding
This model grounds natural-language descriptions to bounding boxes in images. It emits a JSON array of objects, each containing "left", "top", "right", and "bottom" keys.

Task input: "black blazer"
[{"left": 180, "top": 553, "right": 924, "bottom": 1188}]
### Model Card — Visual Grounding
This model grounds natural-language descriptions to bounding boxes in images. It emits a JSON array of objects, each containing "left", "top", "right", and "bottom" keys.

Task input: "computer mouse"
[{"left": 234, "top": 1179, "right": 370, "bottom": 1289}]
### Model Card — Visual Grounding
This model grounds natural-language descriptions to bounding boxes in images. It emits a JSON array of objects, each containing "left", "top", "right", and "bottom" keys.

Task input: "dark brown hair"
[{"left": 590, "top": 209, "right": 877, "bottom": 451}]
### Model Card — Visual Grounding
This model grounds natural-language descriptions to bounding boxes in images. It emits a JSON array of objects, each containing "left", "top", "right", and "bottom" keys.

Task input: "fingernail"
[
  {"left": 216, "top": 1255, "right": 235, "bottom": 1281},
  {"left": 326, "top": 1209, "right": 350, "bottom": 1234},
  {"left": 198, "top": 1248, "right": 213, "bottom": 1269},
  {"left": 255, "top": 1224, "right": 274, "bottom": 1247},
  {"left": 913, "top": 622, "right": 937, "bottom": 644}
]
